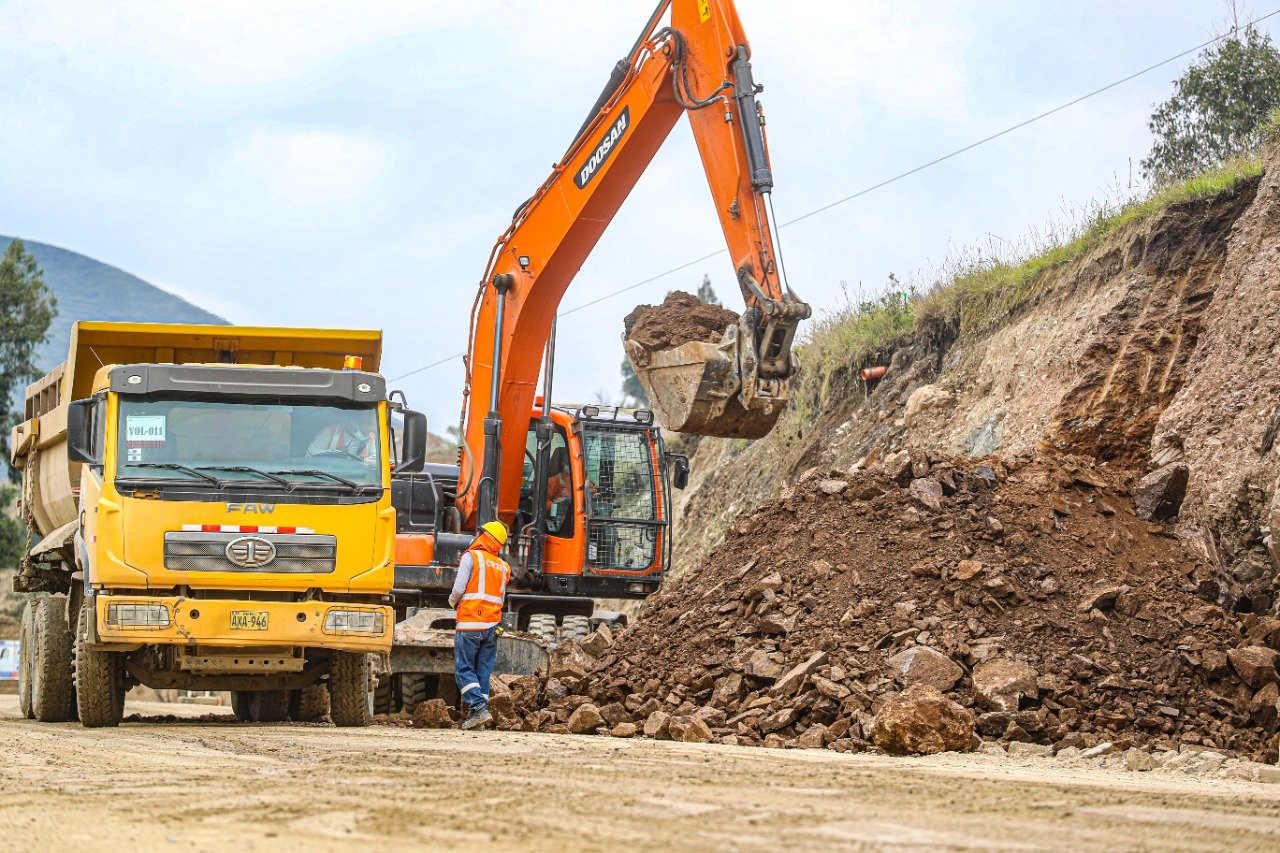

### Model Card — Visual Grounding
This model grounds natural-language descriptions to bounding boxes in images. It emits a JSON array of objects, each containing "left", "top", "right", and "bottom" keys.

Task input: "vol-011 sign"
[{"left": 575, "top": 106, "right": 630, "bottom": 189}]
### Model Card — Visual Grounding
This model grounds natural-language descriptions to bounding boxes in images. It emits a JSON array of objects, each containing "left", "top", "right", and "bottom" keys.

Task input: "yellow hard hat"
[{"left": 480, "top": 520, "right": 509, "bottom": 547}]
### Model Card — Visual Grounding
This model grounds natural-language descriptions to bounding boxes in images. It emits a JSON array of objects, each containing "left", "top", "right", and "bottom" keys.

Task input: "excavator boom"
[{"left": 457, "top": 0, "right": 808, "bottom": 527}]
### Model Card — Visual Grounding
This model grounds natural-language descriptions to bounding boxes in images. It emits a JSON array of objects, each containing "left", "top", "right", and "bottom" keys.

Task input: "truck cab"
[{"left": 12, "top": 322, "right": 428, "bottom": 727}]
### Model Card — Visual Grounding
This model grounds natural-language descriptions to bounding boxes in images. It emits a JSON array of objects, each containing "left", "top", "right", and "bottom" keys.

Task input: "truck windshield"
[{"left": 115, "top": 398, "right": 381, "bottom": 487}]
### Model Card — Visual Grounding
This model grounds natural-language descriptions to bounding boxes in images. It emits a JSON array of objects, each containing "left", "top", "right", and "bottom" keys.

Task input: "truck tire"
[
  {"left": 400, "top": 673, "right": 428, "bottom": 712},
  {"left": 75, "top": 597, "right": 125, "bottom": 728},
  {"left": 527, "top": 613, "right": 557, "bottom": 643},
  {"left": 289, "top": 684, "right": 330, "bottom": 722},
  {"left": 329, "top": 651, "right": 372, "bottom": 727},
  {"left": 252, "top": 690, "right": 291, "bottom": 723},
  {"left": 18, "top": 601, "right": 35, "bottom": 719},
  {"left": 32, "top": 596, "right": 76, "bottom": 723},
  {"left": 373, "top": 675, "right": 399, "bottom": 716},
  {"left": 560, "top": 614, "right": 591, "bottom": 645},
  {"left": 231, "top": 691, "right": 254, "bottom": 721}
]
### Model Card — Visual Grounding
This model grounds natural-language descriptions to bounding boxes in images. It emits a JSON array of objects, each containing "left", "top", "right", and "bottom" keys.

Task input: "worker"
[
  {"left": 545, "top": 447, "right": 573, "bottom": 533},
  {"left": 306, "top": 409, "right": 375, "bottom": 464},
  {"left": 448, "top": 520, "right": 513, "bottom": 730}
]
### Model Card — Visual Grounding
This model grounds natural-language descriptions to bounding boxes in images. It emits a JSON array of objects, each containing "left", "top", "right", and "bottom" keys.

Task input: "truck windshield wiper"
[
  {"left": 195, "top": 465, "right": 296, "bottom": 490},
  {"left": 125, "top": 463, "right": 224, "bottom": 486},
  {"left": 268, "top": 468, "right": 376, "bottom": 493}
]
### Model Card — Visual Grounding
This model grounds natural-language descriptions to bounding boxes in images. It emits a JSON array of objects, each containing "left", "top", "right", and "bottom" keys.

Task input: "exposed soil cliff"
[{"left": 672, "top": 142, "right": 1279, "bottom": 610}]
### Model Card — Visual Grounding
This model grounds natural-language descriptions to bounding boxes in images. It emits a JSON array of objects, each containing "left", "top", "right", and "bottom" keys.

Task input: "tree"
[
  {"left": 1142, "top": 15, "right": 1280, "bottom": 184},
  {"left": 0, "top": 487, "right": 24, "bottom": 569},
  {"left": 1, "top": 238, "right": 57, "bottom": 476},
  {"left": 695, "top": 274, "right": 721, "bottom": 306},
  {"left": 620, "top": 357, "right": 648, "bottom": 407}
]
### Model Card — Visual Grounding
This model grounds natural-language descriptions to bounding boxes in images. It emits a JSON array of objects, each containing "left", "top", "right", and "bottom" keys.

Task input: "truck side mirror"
[
  {"left": 395, "top": 409, "right": 429, "bottom": 474},
  {"left": 667, "top": 453, "right": 690, "bottom": 490},
  {"left": 66, "top": 399, "right": 100, "bottom": 466}
]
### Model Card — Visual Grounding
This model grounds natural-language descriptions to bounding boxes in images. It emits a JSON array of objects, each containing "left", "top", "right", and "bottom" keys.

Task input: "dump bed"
[{"left": 11, "top": 321, "right": 383, "bottom": 539}]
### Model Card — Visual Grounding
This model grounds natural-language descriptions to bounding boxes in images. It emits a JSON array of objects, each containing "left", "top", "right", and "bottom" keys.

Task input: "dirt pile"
[
  {"left": 505, "top": 451, "right": 1280, "bottom": 760},
  {"left": 623, "top": 291, "right": 739, "bottom": 352}
]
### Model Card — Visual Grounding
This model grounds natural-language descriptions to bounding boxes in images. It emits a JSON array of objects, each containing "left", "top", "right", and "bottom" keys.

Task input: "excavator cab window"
[
  {"left": 580, "top": 425, "right": 660, "bottom": 571},
  {"left": 519, "top": 423, "right": 573, "bottom": 539}
]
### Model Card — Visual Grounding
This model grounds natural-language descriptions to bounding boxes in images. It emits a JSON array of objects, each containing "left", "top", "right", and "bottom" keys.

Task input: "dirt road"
[{"left": 0, "top": 697, "right": 1277, "bottom": 852}]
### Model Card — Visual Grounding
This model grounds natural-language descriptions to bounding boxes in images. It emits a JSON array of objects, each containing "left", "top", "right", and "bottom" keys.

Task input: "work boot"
[{"left": 461, "top": 706, "right": 493, "bottom": 731}]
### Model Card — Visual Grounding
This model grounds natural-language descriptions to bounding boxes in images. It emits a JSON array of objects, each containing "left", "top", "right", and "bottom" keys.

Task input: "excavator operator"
[{"left": 448, "top": 520, "right": 513, "bottom": 730}]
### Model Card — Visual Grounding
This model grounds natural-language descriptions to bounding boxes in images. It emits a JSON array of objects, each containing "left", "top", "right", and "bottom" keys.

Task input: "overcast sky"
[{"left": 2, "top": 0, "right": 1271, "bottom": 433}]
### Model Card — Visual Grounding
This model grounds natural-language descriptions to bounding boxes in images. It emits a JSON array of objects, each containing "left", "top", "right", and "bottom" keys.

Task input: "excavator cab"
[{"left": 515, "top": 404, "right": 673, "bottom": 600}]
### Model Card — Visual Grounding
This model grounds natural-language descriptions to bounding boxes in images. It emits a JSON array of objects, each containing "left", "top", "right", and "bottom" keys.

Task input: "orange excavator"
[{"left": 382, "top": 0, "right": 808, "bottom": 708}]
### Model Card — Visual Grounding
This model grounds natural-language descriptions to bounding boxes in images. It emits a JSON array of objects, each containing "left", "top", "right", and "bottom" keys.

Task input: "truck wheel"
[
  {"left": 373, "top": 675, "right": 399, "bottom": 716},
  {"left": 329, "top": 651, "right": 372, "bottom": 727},
  {"left": 401, "top": 674, "right": 428, "bottom": 712},
  {"left": 252, "top": 690, "right": 291, "bottom": 723},
  {"left": 527, "top": 613, "right": 557, "bottom": 643},
  {"left": 289, "top": 684, "right": 330, "bottom": 722},
  {"left": 18, "top": 600, "right": 36, "bottom": 719},
  {"left": 32, "top": 596, "right": 76, "bottom": 723},
  {"left": 75, "top": 598, "right": 125, "bottom": 728},
  {"left": 560, "top": 615, "right": 591, "bottom": 645},
  {"left": 231, "top": 691, "right": 254, "bottom": 721}
]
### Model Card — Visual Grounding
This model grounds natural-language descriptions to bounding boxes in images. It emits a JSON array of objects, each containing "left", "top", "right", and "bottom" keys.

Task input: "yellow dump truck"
[{"left": 11, "top": 322, "right": 428, "bottom": 727}]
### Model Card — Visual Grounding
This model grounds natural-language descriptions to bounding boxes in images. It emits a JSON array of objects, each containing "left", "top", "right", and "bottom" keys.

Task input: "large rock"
[
  {"left": 869, "top": 684, "right": 975, "bottom": 755},
  {"left": 973, "top": 658, "right": 1038, "bottom": 712},
  {"left": 909, "top": 478, "right": 944, "bottom": 513},
  {"left": 880, "top": 450, "right": 913, "bottom": 484},
  {"left": 578, "top": 622, "right": 614, "bottom": 657},
  {"left": 746, "top": 649, "right": 787, "bottom": 681},
  {"left": 888, "top": 646, "right": 965, "bottom": 690},
  {"left": 488, "top": 692, "right": 523, "bottom": 731},
  {"left": 643, "top": 710, "right": 672, "bottom": 739},
  {"left": 904, "top": 384, "right": 953, "bottom": 428},
  {"left": 411, "top": 699, "right": 455, "bottom": 729},
  {"left": 711, "top": 673, "right": 744, "bottom": 707},
  {"left": 669, "top": 715, "right": 714, "bottom": 743},
  {"left": 567, "top": 703, "right": 605, "bottom": 734},
  {"left": 1228, "top": 646, "right": 1279, "bottom": 688},
  {"left": 794, "top": 723, "right": 828, "bottom": 749},
  {"left": 772, "top": 651, "right": 829, "bottom": 696},
  {"left": 1132, "top": 463, "right": 1189, "bottom": 521}
]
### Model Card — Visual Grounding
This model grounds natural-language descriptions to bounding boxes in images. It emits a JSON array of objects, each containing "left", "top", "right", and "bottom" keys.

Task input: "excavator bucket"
[{"left": 624, "top": 332, "right": 790, "bottom": 440}]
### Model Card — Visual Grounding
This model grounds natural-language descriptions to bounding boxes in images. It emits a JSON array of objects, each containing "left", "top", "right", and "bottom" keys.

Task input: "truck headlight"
[
  {"left": 323, "top": 609, "right": 386, "bottom": 635},
  {"left": 107, "top": 603, "right": 171, "bottom": 628}
]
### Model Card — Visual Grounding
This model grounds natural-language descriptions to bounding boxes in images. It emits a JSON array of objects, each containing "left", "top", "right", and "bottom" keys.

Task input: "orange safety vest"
[
  {"left": 455, "top": 548, "right": 511, "bottom": 631},
  {"left": 547, "top": 471, "right": 572, "bottom": 505},
  {"left": 319, "top": 425, "right": 372, "bottom": 459}
]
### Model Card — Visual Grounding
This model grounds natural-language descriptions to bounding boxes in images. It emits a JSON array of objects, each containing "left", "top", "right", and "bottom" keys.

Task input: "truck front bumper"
[{"left": 95, "top": 595, "right": 393, "bottom": 654}]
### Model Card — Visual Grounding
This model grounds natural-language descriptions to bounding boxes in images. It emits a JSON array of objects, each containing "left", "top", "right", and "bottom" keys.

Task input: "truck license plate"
[{"left": 230, "top": 611, "right": 268, "bottom": 631}]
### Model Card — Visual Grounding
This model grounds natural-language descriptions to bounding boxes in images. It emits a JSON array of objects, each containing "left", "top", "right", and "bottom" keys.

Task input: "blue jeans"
[{"left": 454, "top": 627, "right": 498, "bottom": 712}]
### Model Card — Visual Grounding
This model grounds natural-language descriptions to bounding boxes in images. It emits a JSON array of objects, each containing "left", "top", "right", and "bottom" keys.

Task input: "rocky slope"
[
  {"left": 672, "top": 139, "right": 1280, "bottom": 613},
  {"left": 495, "top": 139, "right": 1280, "bottom": 760}
]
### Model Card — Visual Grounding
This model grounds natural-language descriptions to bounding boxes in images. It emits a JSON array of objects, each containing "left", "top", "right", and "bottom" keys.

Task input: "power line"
[{"left": 388, "top": 8, "right": 1278, "bottom": 384}]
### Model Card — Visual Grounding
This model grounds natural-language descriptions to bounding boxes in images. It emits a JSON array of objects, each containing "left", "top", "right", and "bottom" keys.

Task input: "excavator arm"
[{"left": 457, "top": 0, "right": 809, "bottom": 528}]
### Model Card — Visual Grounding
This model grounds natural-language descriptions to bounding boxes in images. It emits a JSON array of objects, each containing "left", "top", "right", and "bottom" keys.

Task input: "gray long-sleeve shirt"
[{"left": 449, "top": 551, "right": 476, "bottom": 607}]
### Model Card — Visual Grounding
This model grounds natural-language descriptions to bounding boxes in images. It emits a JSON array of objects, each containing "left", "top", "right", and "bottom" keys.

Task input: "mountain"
[{"left": 1, "top": 236, "right": 228, "bottom": 375}]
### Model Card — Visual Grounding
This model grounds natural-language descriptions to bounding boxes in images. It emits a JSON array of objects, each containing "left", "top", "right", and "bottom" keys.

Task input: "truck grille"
[{"left": 163, "top": 532, "right": 337, "bottom": 574}]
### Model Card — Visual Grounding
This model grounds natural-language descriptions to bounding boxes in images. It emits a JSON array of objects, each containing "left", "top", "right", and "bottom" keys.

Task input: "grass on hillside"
[{"left": 786, "top": 154, "right": 1265, "bottom": 431}]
